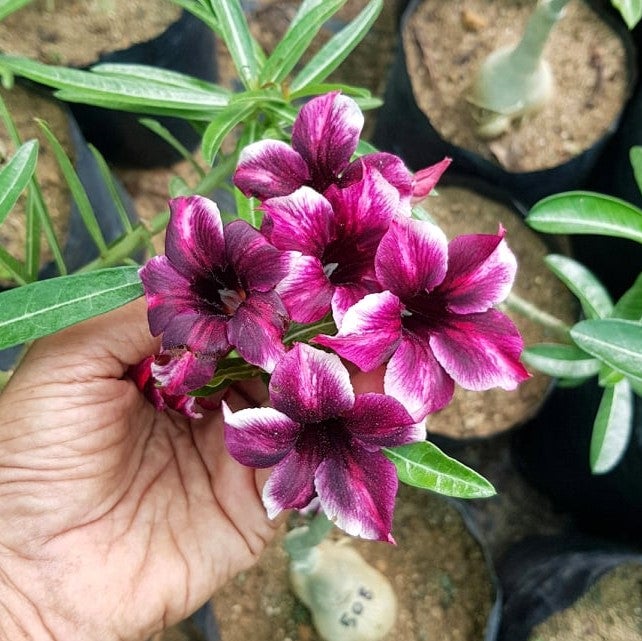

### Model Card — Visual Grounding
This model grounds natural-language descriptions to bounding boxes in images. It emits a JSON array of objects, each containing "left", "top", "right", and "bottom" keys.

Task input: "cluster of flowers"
[{"left": 133, "top": 92, "right": 529, "bottom": 542}]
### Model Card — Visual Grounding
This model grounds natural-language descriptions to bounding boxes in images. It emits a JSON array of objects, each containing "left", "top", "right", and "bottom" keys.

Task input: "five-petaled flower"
[
  {"left": 314, "top": 217, "right": 530, "bottom": 421},
  {"left": 260, "top": 168, "right": 403, "bottom": 324},
  {"left": 139, "top": 195, "right": 292, "bottom": 393},
  {"left": 223, "top": 343, "right": 424, "bottom": 542},
  {"left": 233, "top": 91, "right": 449, "bottom": 206}
]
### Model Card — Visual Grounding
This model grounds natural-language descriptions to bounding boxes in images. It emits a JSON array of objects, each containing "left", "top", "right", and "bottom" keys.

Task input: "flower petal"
[
  {"left": 227, "top": 291, "right": 289, "bottom": 372},
  {"left": 330, "top": 280, "right": 382, "bottom": 326},
  {"left": 139, "top": 257, "right": 197, "bottom": 337},
  {"left": 263, "top": 445, "right": 322, "bottom": 518},
  {"left": 316, "top": 446, "right": 398, "bottom": 542},
  {"left": 224, "top": 219, "right": 291, "bottom": 291},
  {"left": 261, "top": 186, "right": 334, "bottom": 256},
  {"left": 223, "top": 402, "right": 301, "bottom": 467},
  {"left": 165, "top": 196, "right": 225, "bottom": 278},
  {"left": 384, "top": 331, "right": 455, "bottom": 420},
  {"left": 277, "top": 254, "right": 334, "bottom": 323},
  {"left": 376, "top": 217, "right": 449, "bottom": 299},
  {"left": 411, "top": 157, "right": 452, "bottom": 202},
  {"left": 233, "top": 139, "right": 310, "bottom": 200},
  {"left": 346, "top": 393, "right": 425, "bottom": 446},
  {"left": 430, "top": 309, "right": 530, "bottom": 391},
  {"left": 161, "top": 310, "right": 230, "bottom": 355},
  {"left": 340, "top": 153, "right": 413, "bottom": 205},
  {"left": 152, "top": 349, "right": 217, "bottom": 396},
  {"left": 269, "top": 344, "right": 354, "bottom": 423},
  {"left": 438, "top": 228, "right": 518, "bottom": 313},
  {"left": 292, "top": 92, "right": 363, "bottom": 190},
  {"left": 314, "top": 292, "right": 402, "bottom": 371}
]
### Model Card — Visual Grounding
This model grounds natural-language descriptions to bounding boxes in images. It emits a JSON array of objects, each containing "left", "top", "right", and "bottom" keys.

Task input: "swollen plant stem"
[
  {"left": 283, "top": 510, "right": 335, "bottom": 564},
  {"left": 503, "top": 290, "right": 573, "bottom": 343}
]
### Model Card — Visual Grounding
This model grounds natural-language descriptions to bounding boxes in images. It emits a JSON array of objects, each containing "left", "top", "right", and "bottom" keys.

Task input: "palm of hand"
[{"left": 0, "top": 301, "right": 277, "bottom": 641}]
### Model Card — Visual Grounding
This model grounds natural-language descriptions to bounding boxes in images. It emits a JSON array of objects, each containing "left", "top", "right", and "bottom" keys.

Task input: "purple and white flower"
[
  {"left": 314, "top": 217, "right": 530, "bottom": 421},
  {"left": 233, "top": 91, "right": 446, "bottom": 206},
  {"left": 223, "top": 343, "right": 424, "bottom": 542},
  {"left": 139, "top": 195, "right": 292, "bottom": 391},
  {"left": 260, "top": 168, "right": 402, "bottom": 324}
]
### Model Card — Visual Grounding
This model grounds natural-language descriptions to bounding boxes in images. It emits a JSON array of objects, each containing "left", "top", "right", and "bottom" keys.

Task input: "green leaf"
[
  {"left": 0, "top": 56, "right": 228, "bottom": 119},
  {"left": 544, "top": 254, "right": 613, "bottom": 319},
  {"left": 291, "top": 0, "right": 383, "bottom": 92},
  {"left": 168, "top": 0, "right": 220, "bottom": 35},
  {"left": 202, "top": 101, "right": 256, "bottom": 164},
  {"left": 527, "top": 191, "right": 642, "bottom": 244},
  {"left": 611, "top": 0, "right": 642, "bottom": 28},
  {"left": 522, "top": 343, "right": 601, "bottom": 379},
  {"left": 630, "top": 146, "right": 642, "bottom": 195},
  {"left": 383, "top": 441, "right": 496, "bottom": 499},
  {"left": 208, "top": 0, "right": 261, "bottom": 88},
  {"left": 0, "top": 0, "right": 31, "bottom": 21},
  {"left": 590, "top": 379, "right": 633, "bottom": 474},
  {"left": 0, "top": 266, "right": 143, "bottom": 349},
  {"left": 37, "top": 119, "right": 108, "bottom": 254},
  {"left": 259, "top": 0, "right": 346, "bottom": 85},
  {"left": 0, "top": 244, "right": 26, "bottom": 285},
  {"left": 0, "top": 138, "right": 38, "bottom": 227},
  {"left": 613, "top": 274, "right": 642, "bottom": 321},
  {"left": 571, "top": 318, "right": 642, "bottom": 384}
]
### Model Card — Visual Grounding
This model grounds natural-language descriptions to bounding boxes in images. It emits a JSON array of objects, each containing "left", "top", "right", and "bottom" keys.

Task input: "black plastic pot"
[
  {"left": 0, "top": 104, "right": 140, "bottom": 370},
  {"left": 373, "top": 0, "right": 637, "bottom": 209},
  {"left": 512, "top": 378, "right": 642, "bottom": 541},
  {"left": 497, "top": 534, "right": 642, "bottom": 641},
  {"left": 67, "top": 10, "right": 217, "bottom": 168}
]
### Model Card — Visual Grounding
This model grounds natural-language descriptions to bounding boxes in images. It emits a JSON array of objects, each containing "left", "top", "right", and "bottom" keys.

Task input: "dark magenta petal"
[
  {"left": 316, "top": 446, "right": 398, "bottom": 542},
  {"left": 341, "top": 153, "right": 413, "bottom": 203},
  {"left": 292, "top": 92, "right": 363, "bottom": 190},
  {"left": 375, "top": 217, "right": 448, "bottom": 299},
  {"left": 263, "top": 445, "right": 323, "bottom": 518},
  {"left": 223, "top": 403, "right": 301, "bottom": 468},
  {"left": 437, "top": 229, "right": 517, "bottom": 313},
  {"left": 411, "top": 157, "right": 452, "bottom": 202},
  {"left": 269, "top": 344, "right": 354, "bottom": 424},
  {"left": 139, "top": 257, "right": 196, "bottom": 337},
  {"left": 227, "top": 290, "right": 289, "bottom": 372},
  {"left": 224, "top": 219, "right": 292, "bottom": 291},
  {"left": 233, "top": 139, "right": 310, "bottom": 200},
  {"left": 261, "top": 187, "right": 335, "bottom": 256},
  {"left": 160, "top": 310, "right": 230, "bottom": 355},
  {"left": 152, "top": 349, "right": 217, "bottom": 396},
  {"left": 165, "top": 196, "right": 225, "bottom": 279},
  {"left": 430, "top": 308, "right": 530, "bottom": 391},
  {"left": 314, "top": 291, "right": 402, "bottom": 372},
  {"left": 384, "top": 331, "right": 455, "bottom": 420},
  {"left": 345, "top": 393, "right": 424, "bottom": 447},
  {"left": 277, "top": 254, "right": 334, "bottom": 323}
]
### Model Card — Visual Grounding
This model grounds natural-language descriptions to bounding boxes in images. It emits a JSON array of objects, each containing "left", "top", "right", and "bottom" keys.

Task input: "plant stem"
[
  {"left": 283, "top": 510, "right": 334, "bottom": 564},
  {"left": 503, "top": 290, "right": 573, "bottom": 343}
]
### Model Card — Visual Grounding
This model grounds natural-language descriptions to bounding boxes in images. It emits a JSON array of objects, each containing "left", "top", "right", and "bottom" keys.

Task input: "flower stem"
[
  {"left": 503, "top": 290, "right": 573, "bottom": 343},
  {"left": 283, "top": 510, "right": 334, "bottom": 563}
]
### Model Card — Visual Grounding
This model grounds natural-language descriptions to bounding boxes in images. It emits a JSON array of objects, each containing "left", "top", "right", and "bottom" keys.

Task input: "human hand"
[{"left": 0, "top": 298, "right": 280, "bottom": 641}]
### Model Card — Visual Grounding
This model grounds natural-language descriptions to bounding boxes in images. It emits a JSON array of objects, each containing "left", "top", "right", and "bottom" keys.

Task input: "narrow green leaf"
[
  {"left": 571, "top": 318, "right": 642, "bottom": 384},
  {"left": 24, "top": 189, "right": 39, "bottom": 281},
  {"left": 168, "top": 0, "right": 221, "bottom": 35},
  {"left": 202, "top": 102, "right": 256, "bottom": 164},
  {"left": 37, "top": 119, "right": 108, "bottom": 254},
  {"left": 259, "top": 0, "right": 345, "bottom": 85},
  {"left": 138, "top": 118, "right": 205, "bottom": 178},
  {"left": 527, "top": 191, "right": 642, "bottom": 244},
  {"left": 522, "top": 342, "right": 601, "bottom": 379},
  {"left": 291, "top": 0, "right": 383, "bottom": 92},
  {"left": 544, "top": 254, "right": 613, "bottom": 319},
  {"left": 208, "top": 0, "right": 261, "bottom": 88},
  {"left": 289, "top": 82, "right": 374, "bottom": 100},
  {"left": 0, "top": 267, "right": 143, "bottom": 349},
  {"left": 0, "top": 138, "right": 37, "bottom": 226},
  {"left": 630, "top": 146, "right": 642, "bottom": 195},
  {"left": 611, "top": 0, "right": 642, "bottom": 28},
  {"left": 613, "top": 273, "right": 642, "bottom": 321},
  {"left": 590, "top": 379, "right": 633, "bottom": 474},
  {"left": 384, "top": 441, "right": 496, "bottom": 499},
  {"left": 0, "top": 56, "right": 227, "bottom": 118},
  {"left": 0, "top": 0, "right": 31, "bottom": 21},
  {"left": 0, "top": 244, "right": 27, "bottom": 285}
]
